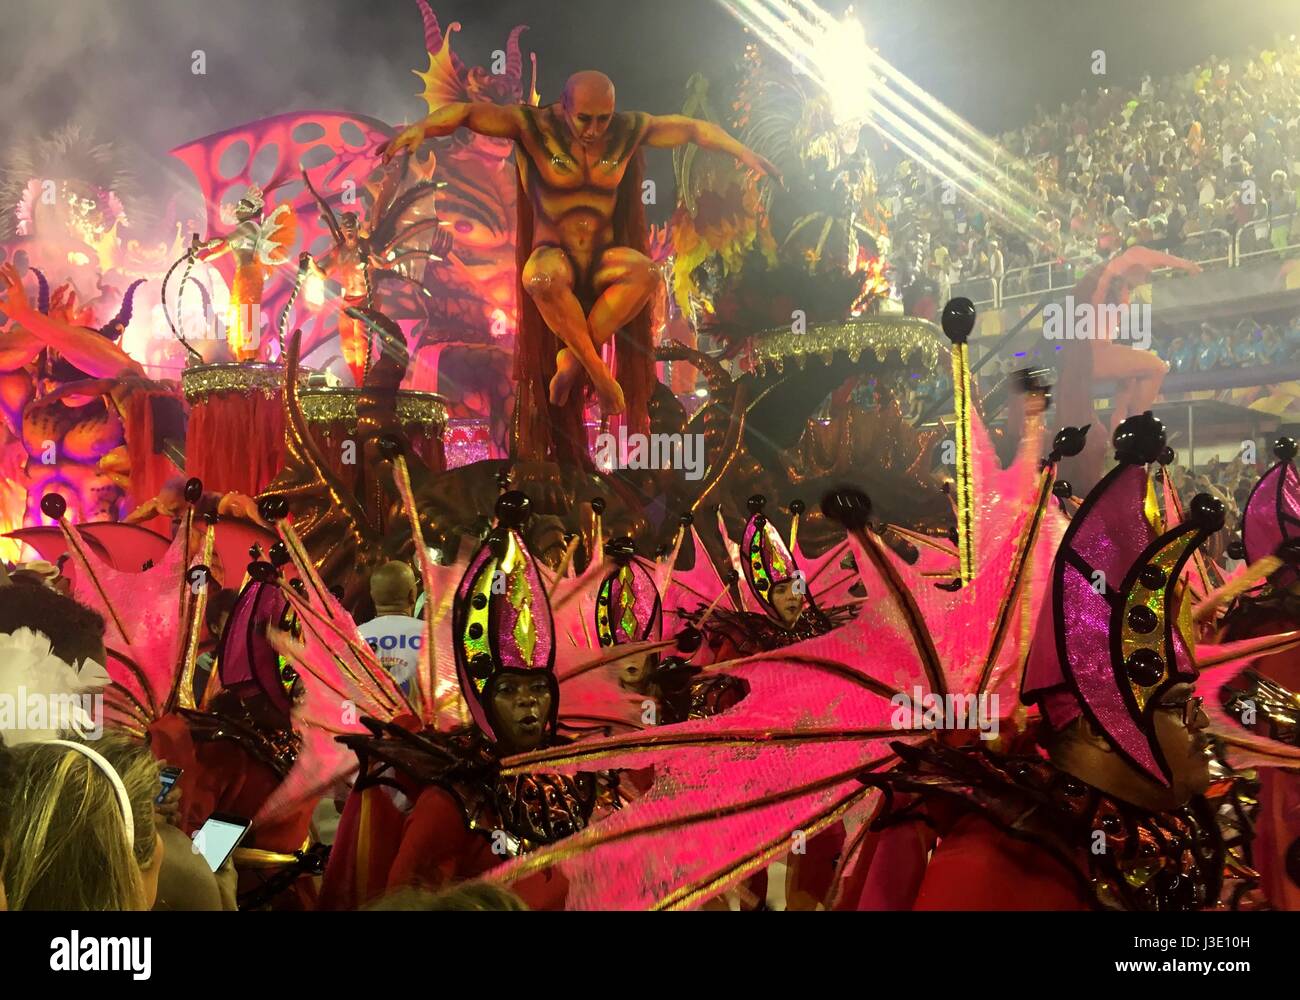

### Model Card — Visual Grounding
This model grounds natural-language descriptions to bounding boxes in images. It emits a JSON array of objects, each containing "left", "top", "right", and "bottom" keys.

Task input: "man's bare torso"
[
  {"left": 321, "top": 244, "right": 369, "bottom": 297},
  {"left": 514, "top": 105, "right": 649, "bottom": 272}
]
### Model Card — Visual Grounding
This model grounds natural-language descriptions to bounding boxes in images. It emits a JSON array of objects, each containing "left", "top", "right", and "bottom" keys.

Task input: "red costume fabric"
[
  {"left": 912, "top": 812, "right": 1092, "bottom": 910},
  {"left": 836, "top": 803, "right": 1089, "bottom": 910},
  {"left": 320, "top": 778, "right": 570, "bottom": 910},
  {"left": 148, "top": 712, "right": 315, "bottom": 855}
]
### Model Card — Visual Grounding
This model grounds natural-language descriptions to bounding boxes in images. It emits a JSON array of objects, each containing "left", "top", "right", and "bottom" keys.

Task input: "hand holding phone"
[
  {"left": 192, "top": 813, "right": 251, "bottom": 873},
  {"left": 156, "top": 765, "right": 182, "bottom": 805}
]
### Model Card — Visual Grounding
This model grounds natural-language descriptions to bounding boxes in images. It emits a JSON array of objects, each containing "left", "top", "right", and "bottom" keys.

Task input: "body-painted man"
[{"left": 382, "top": 70, "right": 778, "bottom": 418}]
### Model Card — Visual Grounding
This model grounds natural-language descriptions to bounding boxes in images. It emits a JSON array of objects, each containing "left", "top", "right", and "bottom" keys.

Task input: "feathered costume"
[
  {"left": 0, "top": 625, "right": 110, "bottom": 746},
  {"left": 469, "top": 357, "right": 1076, "bottom": 909},
  {"left": 318, "top": 490, "right": 660, "bottom": 910},
  {"left": 474, "top": 361, "right": 1284, "bottom": 910},
  {"left": 26, "top": 486, "right": 402, "bottom": 905},
  {"left": 1199, "top": 436, "right": 1300, "bottom": 909}
]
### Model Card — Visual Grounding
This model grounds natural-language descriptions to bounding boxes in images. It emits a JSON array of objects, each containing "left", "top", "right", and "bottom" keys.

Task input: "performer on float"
[
  {"left": 380, "top": 69, "right": 778, "bottom": 461},
  {"left": 193, "top": 185, "right": 296, "bottom": 362},
  {"left": 319, "top": 491, "right": 622, "bottom": 910},
  {"left": 300, "top": 171, "right": 389, "bottom": 386}
]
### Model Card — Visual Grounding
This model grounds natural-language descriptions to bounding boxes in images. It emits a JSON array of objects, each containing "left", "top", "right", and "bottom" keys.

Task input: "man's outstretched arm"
[
  {"left": 379, "top": 103, "right": 524, "bottom": 162},
  {"left": 643, "top": 114, "right": 781, "bottom": 182}
]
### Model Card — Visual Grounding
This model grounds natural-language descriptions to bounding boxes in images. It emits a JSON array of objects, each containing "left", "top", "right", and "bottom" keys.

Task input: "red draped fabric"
[
  {"left": 122, "top": 390, "right": 182, "bottom": 510},
  {"left": 186, "top": 390, "right": 287, "bottom": 497}
]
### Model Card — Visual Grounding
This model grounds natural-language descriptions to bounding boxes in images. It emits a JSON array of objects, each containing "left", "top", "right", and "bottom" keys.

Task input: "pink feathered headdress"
[
  {"left": 1241, "top": 437, "right": 1300, "bottom": 588},
  {"left": 1022, "top": 412, "right": 1225, "bottom": 786},
  {"left": 452, "top": 491, "right": 556, "bottom": 743}
]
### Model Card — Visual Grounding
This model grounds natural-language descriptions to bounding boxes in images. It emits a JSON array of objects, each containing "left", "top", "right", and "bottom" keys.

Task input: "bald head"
[
  {"left": 561, "top": 71, "right": 616, "bottom": 145},
  {"left": 370, "top": 561, "right": 417, "bottom": 615}
]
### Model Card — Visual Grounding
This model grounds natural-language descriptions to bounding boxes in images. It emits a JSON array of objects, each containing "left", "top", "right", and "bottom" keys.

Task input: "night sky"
[{"left": 6, "top": 0, "right": 1300, "bottom": 218}]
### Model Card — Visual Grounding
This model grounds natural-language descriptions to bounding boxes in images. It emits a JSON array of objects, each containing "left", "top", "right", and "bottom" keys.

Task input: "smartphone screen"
[
  {"left": 194, "top": 814, "right": 250, "bottom": 872},
  {"left": 156, "top": 766, "right": 181, "bottom": 805}
]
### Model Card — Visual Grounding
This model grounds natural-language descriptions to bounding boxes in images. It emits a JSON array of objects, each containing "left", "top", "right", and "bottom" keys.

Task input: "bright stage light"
[
  {"left": 304, "top": 269, "right": 326, "bottom": 308},
  {"left": 721, "top": 0, "right": 1056, "bottom": 244},
  {"left": 809, "top": 11, "right": 872, "bottom": 126}
]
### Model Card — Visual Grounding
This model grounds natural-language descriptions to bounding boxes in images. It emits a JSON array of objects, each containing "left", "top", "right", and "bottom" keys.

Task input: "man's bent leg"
[
  {"left": 589, "top": 247, "right": 659, "bottom": 349},
  {"left": 523, "top": 246, "right": 624, "bottom": 414}
]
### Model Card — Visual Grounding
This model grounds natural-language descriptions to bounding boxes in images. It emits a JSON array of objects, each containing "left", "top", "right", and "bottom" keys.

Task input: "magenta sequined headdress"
[
  {"left": 739, "top": 495, "right": 809, "bottom": 621},
  {"left": 593, "top": 537, "right": 663, "bottom": 648},
  {"left": 1241, "top": 437, "right": 1300, "bottom": 588},
  {"left": 1022, "top": 412, "right": 1225, "bottom": 786},
  {"left": 217, "top": 561, "right": 300, "bottom": 717},
  {"left": 453, "top": 491, "right": 556, "bottom": 744}
]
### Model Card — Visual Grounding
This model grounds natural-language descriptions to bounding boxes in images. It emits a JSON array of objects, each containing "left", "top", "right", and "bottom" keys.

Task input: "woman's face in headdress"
[
  {"left": 1151, "top": 682, "right": 1212, "bottom": 799},
  {"left": 618, "top": 654, "right": 654, "bottom": 693},
  {"left": 769, "top": 580, "right": 806, "bottom": 627},
  {"left": 489, "top": 671, "right": 553, "bottom": 752}
]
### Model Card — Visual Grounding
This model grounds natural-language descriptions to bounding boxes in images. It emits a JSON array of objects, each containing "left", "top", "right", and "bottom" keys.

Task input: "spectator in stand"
[
  {"left": 1197, "top": 324, "right": 1228, "bottom": 369},
  {"left": 892, "top": 37, "right": 1300, "bottom": 301}
]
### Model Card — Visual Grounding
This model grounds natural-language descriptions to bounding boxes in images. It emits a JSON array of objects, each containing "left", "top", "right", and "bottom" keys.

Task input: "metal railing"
[{"left": 949, "top": 215, "right": 1300, "bottom": 308}]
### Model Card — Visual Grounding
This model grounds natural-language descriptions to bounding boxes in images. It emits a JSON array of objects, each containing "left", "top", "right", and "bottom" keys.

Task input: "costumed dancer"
[
  {"left": 685, "top": 495, "right": 860, "bottom": 660},
  {"left": 192, "top": 185, "right": 297, "bottom": 361},
  {"left": 854, "top": 412, "right": 1277, "bottom": 910},
  {"left": 478, "top": 396, "right": 1263, "bottom": 909},
  {"left": 594, "top": 535, "right": 748, "bottom": 725},
  {"left": 1200, "top": 437, "right": 1300, "bottom": 909},
  {"left": 319, "top": 490, "right": 675, "bottom": 910},
  {"left": 299, "top": 165, "right": 451, "bottom": 386},
  {"left": 484, "top": 412, "right": 1285, "bottom": 910},
  {"left": 32, "top": 486, "right": 373, "bottom": 908}
]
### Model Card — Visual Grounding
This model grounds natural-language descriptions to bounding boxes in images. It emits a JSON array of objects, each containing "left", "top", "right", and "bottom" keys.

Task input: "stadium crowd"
[{"left": 886, "top": 35, "right": 1300, "bottom": 301}]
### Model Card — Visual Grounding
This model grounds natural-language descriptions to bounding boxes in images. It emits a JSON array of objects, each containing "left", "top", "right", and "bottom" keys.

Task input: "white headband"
[{"left": 43, "top": 739, "right": 134, "bottom": 851}]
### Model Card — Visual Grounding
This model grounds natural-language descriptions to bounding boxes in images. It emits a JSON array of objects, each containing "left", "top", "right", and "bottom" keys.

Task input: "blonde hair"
[{"left": 1, "top": 730, "right": 159, "bottom": 910}]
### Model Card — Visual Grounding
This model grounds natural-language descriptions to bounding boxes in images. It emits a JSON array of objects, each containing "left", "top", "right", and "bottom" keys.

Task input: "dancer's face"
[
  {"left": 562, "top": 80, "right": 615, "bottom": 146},
  {"left": 1151, "top": 682, "right": 1213, "bottom": 800},
  {"left": 340, "top": 215, "right": 359, "bottom": 249},
  {"left": 490, "top": 671, "right": 553, "bottom": 752},
  {"left": 770, "top": 581, "right": 805, "bottom": 627},
  {"left": 618, "top": 654, "right": 654, "bottom": 693},
  {"left": 1050, "top": 681, "right": 1212, "bottom": 811}
]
